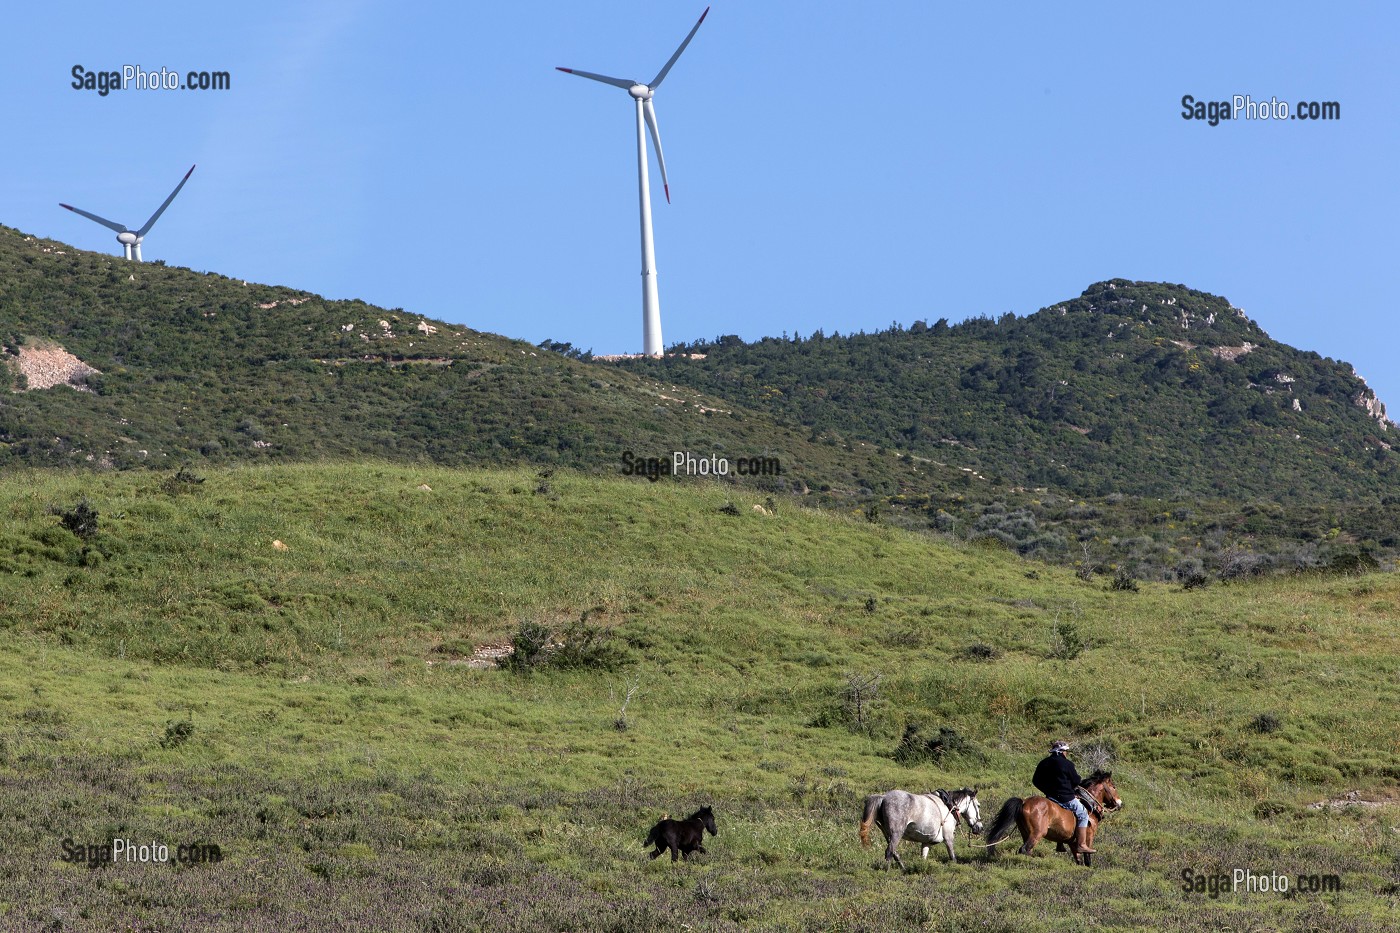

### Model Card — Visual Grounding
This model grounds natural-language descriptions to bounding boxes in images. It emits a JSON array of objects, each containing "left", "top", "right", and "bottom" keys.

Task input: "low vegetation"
[
  {"left": 4, "top": 234, "right": 1399, "bottom": 581},
  {"left": 0, "top": 463, "right": 1395, "bottom": 929},
  {"left": 633, "top": 279, "right": 1400, "bottom": 502}
]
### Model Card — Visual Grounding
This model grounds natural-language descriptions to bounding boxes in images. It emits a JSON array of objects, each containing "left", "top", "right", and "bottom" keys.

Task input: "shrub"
[
  {"left": 161, "top": 719, "right": 195, "bottom": 748},
  {"left": 1248, "top": 713, "right": 1282, "bottom": 735},
  {"left": 505, "top": 616, "right": 628, "bottom": 673},
  {"left": 1076, "top": 738, "right": 1117, "bottom": 773},
  {"left": 892, "top": 724, "right": 984, "bottom": 765},
  {"left": 959, "top": 643, "right": 1001, "bottom": 662},
  {"left": 549, "top": 617, "right": 629, "bottom": 672},
  {"left": 1109, "top": 566, "right": 1140, "bottom": 592},
  {"left": 971, "top": 529, "right": 1017, "bottom": 550},
  {"left": 1219, "top": 547, "right": 1272, "bottom": 581},
  {"left": 1047, "top": 619, "right": 1089, "bottom": 660},
  {"left": 809, "top": 671, "right": 884, "bottom": 735},
  {"left": 49, "top": 499, "right": 99, "bottom": 541},
  {"left": 504, "top": 620, "right": 552, "bottom": 672},
  {"left": 839, "top": 671, "right": 882, "bottom": 735},
  {"left": 1322, "top": 544, "right": 1379, "bottom": 574},
  {"left": 1175, "top": 558, "right": 1210, "bottom": 590},
  {"left": 161, "top": 465, "right": 206, "bottom": 496}
]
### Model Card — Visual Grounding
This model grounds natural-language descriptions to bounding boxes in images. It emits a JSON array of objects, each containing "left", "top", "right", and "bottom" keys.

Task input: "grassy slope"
[
  {"left": 8, "top": 228, "right": 1400, "bottom": 582},
  {"left": 1, "top": 464, "right": 1397, "bottom": 930},
  {"left": 0, "top": 224, "right": 939, "bottom": 502}
]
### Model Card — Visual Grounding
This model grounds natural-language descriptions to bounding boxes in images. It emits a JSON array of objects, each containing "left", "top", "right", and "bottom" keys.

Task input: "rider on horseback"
[{"left": 1032, "top": 740, "right": 1095, "bottom": 854}]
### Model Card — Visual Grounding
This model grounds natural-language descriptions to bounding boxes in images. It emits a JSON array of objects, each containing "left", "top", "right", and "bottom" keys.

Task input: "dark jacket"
[{"left": 1032, "top": 752, "right": 1082, "bottom": 805}]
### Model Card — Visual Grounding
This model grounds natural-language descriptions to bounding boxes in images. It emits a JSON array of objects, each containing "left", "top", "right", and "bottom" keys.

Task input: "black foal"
[{"left": 643, "top": 806, "right": 718, "bottom": 862}]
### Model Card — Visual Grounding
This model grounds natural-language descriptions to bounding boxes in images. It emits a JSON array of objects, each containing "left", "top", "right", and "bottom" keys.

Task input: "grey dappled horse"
[{"left": 859, "top": 788, "right": 984, "bottom": 868}]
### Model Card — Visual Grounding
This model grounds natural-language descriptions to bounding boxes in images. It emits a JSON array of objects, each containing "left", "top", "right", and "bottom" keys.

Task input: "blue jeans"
[{"left": 1064, "top": 797, "right": 1090, "bottom": 827}]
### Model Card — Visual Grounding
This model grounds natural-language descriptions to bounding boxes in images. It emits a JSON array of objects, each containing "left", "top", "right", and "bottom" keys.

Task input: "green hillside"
[
  {"left": 1, "top": 464, "right": 1396, "bottom": 930},
  {"left": 0, "top": 224, "right": 928, "bottom": 500},
  {"left": 623, "top": 279, "right": 1399, "bottom": 502},
  {"left": 5, "top": 229, "right": 1400, "bottom": 580}
]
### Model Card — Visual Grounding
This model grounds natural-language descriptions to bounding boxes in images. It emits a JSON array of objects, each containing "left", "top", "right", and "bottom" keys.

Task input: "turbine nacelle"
[
  {"left": 628, "top": 84, "right": 653, "bottom": 100},
  {"left": 59, "top": 165, "right": 196, "bottom": 263}
]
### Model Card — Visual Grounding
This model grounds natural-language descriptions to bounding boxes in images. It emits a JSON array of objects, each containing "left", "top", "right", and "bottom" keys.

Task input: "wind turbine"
[
  {"left": 60, "top": 165, "right": 196, "bottom": 262},
  {"left": 557, "top": 7, "right": 709, "bottom": 358}
]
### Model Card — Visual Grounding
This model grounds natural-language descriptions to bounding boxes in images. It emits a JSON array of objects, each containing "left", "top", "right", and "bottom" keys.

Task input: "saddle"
[{"left": 1044, "top": 789, "right": 1102, "bottom": 818}]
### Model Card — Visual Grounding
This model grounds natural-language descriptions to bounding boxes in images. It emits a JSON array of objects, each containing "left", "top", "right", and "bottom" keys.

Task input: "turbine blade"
[
  {"left": 136, "top": 165, "right": 196, "bottom": 237},
  {"left": 555, "top": 67, "right": 635, "bottom": 90},
  {"left": 643, "top": 98, "right": 670, "bottom": 203},
  {"left": 649, "top": 6, "right": 709, "bottom": 90},
  {"left": 59, "top": 203, "right": 128, "bottom": 234}
]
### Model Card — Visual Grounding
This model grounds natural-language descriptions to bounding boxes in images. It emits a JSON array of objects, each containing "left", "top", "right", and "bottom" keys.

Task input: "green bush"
[
  {"left": 504, "top": 620, "right": 552, "bottom": 672},
  {"left": 49, "top": 499, "right": 99, "bottom": 541},
  {"left": 1109, "top": 566, "right": 1140, "bottom": 592},
  {"left": 892, "top": 723, "right": 984, "bottom": 765},
  {"left": 1047, "top": 619, "right": 1089, "bottom": 659},
  {"left": 161, "top": 719, "right": 195, "bottom": 748},
  {"left": 548, "top": 618, "right": 629, "bottom": 672}
]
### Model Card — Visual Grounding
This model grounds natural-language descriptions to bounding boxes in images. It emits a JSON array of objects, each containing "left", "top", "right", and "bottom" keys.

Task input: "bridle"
[
  {"left": 1078, "top": 781, "right": 1119, "bottom": 820},
  {"left": 934, "top": 790, "right": 980, "bottom": 830},
  {"left": 957, "top": 794, "right": 981, "bottom": 830}
]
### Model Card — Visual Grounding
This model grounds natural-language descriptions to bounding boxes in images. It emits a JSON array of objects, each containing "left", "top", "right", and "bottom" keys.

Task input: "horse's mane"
[
  {"left": 937, "top": 787, "right": 978, "bottom": 805},
  {"left": 1079, "top": 770, "right": 1113, "bottom": 786}
]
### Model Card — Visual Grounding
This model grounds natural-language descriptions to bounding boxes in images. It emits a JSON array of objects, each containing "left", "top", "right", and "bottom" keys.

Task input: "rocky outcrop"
[
  {"left": 1210, "top": 342, "right": 1257, "bottom": 362},
  {"left": 8, "top": 343, "right": 101, "bottom": 391},
  {"left": 1354, "top": 388, "right": 1389, "bottom": 430},
  {"left": 1352, "top": 369, "right": 1392, "bottom": 431}
]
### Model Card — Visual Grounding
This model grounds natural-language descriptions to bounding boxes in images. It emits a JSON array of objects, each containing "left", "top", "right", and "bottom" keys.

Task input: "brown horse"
[{"left": 981, "top": 770, "right": 1121, "bottom": 867}]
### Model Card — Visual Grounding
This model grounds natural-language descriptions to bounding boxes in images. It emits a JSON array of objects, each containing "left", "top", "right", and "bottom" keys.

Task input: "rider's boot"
[{"left": 1073, "top": 825, "right": 1095, "bottom": 854}]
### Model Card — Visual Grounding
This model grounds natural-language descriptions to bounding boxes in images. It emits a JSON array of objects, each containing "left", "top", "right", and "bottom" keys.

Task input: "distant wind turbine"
[
  {"left": 60, "top": 165, "right": 196, "bottom": 262},
  {"left": 557, "top": 7, "right": 709, "bottom": 358}
]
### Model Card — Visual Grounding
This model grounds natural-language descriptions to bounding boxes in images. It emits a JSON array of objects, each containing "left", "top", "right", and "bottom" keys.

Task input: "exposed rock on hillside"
[
  {"left": 1351, "top": 370, "right": 1391, "bottom": 430},
  {"left": 1211, "top": 342, "right": 1257, "bottom": 362},
  {"left": 7, "top": 343, "right": 101, "bottom": 392}
]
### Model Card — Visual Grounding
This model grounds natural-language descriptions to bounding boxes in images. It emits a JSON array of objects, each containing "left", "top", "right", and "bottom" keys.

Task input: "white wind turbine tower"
[
  {"left": 60, "top": 165, "right": 196, "bottom": 262},
  {"left": 557, "top": 7, "right": 709, "bottom": 358}
]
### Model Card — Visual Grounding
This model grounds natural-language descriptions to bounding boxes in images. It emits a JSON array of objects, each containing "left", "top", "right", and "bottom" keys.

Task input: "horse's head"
[
  {"left": 954, "top": 788, "right": 984, "bottom": 835},
  {"left": 1081, "top": 771, "right": 1123, "bottom": 812},
  {"left": 697, "top": 805, "right": 718, "bottom": 837}
]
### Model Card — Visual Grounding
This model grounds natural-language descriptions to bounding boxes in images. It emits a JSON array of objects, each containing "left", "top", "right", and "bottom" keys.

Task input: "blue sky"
[{"left": 6, "top": 1, "right": 1398, "bottom": 414}]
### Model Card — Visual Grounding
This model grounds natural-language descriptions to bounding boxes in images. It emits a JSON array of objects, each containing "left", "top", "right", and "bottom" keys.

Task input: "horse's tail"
[
  {"left": 858, "top": 794, "right": 883, "bottom": 849},
  {"left": 642, "top": 812, "right": 672, "bottom": 847},
  {"left": 981, "top": 797, "right": 1023, "bottom": 846}
]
